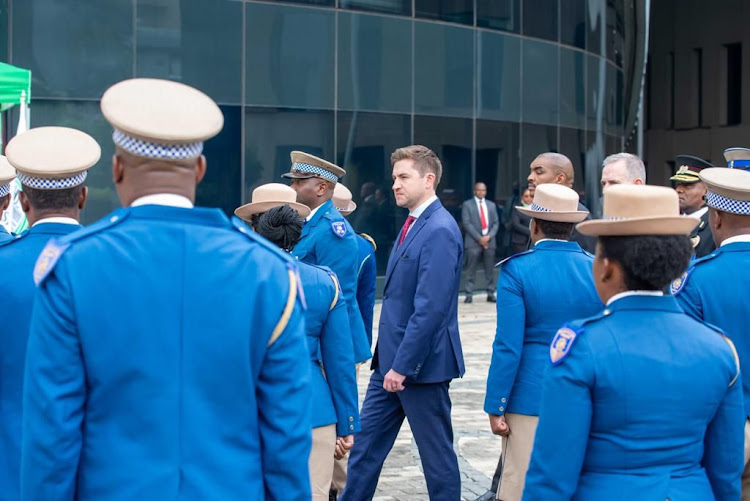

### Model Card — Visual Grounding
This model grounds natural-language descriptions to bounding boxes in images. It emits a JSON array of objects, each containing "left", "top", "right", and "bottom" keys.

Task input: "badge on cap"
[
  {"left": 670, "top": 271, "right": 689, "bottom": 295},
  {"left": 550, "top": 327, "right": 578, "bottom": 365},
  {"left": 34, "top": 240, "right": 69, "bottom": 286},
  {"left": 331, "top": 221, "right": 347, "bottom": 238}
]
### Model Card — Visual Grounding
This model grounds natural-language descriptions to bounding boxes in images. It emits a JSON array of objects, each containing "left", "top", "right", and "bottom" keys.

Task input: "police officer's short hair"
[
  {"left": 598, "top": 235, "right": 691, "bottom": 290},
  {"left": 602, "top": 153, "right": 646, "bottom": 183},
  {"left": 24, "top": 185, "right": 83, "bottom": 212},
  {"left": 535, "top": 219, "right": 574, "bottom": 240},
  {"left": 391, "top": 145, "right": 443, "bottom": 185}
]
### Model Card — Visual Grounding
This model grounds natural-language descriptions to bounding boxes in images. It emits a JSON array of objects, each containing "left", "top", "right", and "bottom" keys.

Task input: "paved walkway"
[{"left": 359, "top": 298, "right": 501, "bottom": 501}]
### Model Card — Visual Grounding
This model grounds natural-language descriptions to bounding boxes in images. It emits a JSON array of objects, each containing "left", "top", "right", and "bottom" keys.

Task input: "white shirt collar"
[
  {"left": 606, "top": 290, "right": 664, "bottom": 306},
  {"left": 410, "top": 194, "right": 438, "bottom": 219},
  {"left": 306, "top": 204, "right": 322, "bottom": 222},
  {"left": 130, "top": 194, "right": 194, "bottom": 209},
  {"left": 534, "top": 238, "right": 568, "bottom": 246},
  {"left": 32, "top": 217, "right": 80, "bottom": 227},
  {"left": 686, "top": 206, "right": 708, "bottom": 218},
  {"left": 721, "top": 234, "right": 750, "bottom": 247},
  {"left": 474, "top": 196, "right": 485, "bottom": 204}
]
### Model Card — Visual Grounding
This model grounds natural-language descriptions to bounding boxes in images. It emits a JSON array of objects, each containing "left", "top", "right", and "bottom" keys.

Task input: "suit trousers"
[
  {"left": 340, "top": 372, "right": 460, "bottom": 501},
  {"left": 310, "top": 424, "right": 337, "bottom": 501},
  {"left": 465, "top": 244, "right": 496, "bottom": 295},
  {"left": 497, "top": 413, "right": 538, "bottom": 501}
]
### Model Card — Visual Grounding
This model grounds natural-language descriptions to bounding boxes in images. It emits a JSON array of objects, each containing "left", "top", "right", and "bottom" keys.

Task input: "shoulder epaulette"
[
  {"left": 494, "top": 249, "right": 535, "bottom": 268},
  {"left": 549, "top": 309, "right": 610, "bottom": 365},
  {"left": 670, "top": 250, "right": 721, "bottom": 295},
  {"left": 268, "top": 263, "right": 299, "bottom": 347},
  {"left": 34, "top": 209, "right": 130, "bottom": 286},
  {"left": 582, "top": 249, "right": 595, "bottom": 259},
  {"left": 359, "top": 232, "right": 377, "bottom": 251},
  {"left": 703, "top": 322, "right": 741, "bottom": 387},
  {"left": 304, "top": 263, "right": 339, "bottom": 310}
]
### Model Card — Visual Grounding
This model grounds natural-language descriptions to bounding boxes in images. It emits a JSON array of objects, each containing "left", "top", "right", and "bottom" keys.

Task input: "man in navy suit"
[{"left": 341, "top": 145, "right": 465, "bottom": 501}]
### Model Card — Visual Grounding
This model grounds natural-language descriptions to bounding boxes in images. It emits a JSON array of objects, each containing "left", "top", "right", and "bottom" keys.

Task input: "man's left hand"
[{"left": 384, "top": 369, "right": 406, "bottom": 392}]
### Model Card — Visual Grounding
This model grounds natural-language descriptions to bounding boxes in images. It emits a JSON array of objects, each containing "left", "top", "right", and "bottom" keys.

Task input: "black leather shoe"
[
  {"left": 464, "top": 295, "right": 473, "bottom": 303},
  {"left": 487, "top": 293, "right": 496, "bottom": 303},
  {"left": 329, "top": 489, "right": 339, "bottom": 501}
]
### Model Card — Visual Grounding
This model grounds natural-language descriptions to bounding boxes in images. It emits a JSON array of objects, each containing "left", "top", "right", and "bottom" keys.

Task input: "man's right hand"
[
  {"left": 488, "top": 414, "right": 510, "bottom": 436},
  {"left": 335, "top": 435, "right": 354, "bottom": 459}
]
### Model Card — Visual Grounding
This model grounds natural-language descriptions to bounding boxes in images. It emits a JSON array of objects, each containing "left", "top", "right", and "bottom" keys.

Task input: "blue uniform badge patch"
[
  {"left": 331, "top": 221, "right": 347, "bottom": 238},
  {"left": 550, "top": 327, "right": 577, "bottom": 365},
  {"left": 33, "top": 239, "right": 69, "bottom": 286},
  {"left": 670, "top": 271, "right": 688, "bottom": 295}
]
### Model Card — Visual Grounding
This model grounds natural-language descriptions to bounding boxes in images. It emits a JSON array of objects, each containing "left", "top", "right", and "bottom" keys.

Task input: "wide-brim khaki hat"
[
  {"left": 700, "top": 167, "right": 750, "bottom": 215},
  {"left": 0, "top": 156, "right": 15, "bottom": 185},
  {"left": 516, "top": 183, "right": 588, "bottom": 223},
  {"left": 577, "top": 185, "right": 699, "bottom": 236},
  {"left": 234, "top": 183, "right": 311, "bottom": 220},
  {"left": 333, "top": 183, "right": 357, "bottom": 216},
  {"left": 281, "top": 151, "right": 346, "bottom": 184}
]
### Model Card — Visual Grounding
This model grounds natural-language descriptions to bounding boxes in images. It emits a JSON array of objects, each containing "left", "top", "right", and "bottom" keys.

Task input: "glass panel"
[
  {"left": 607, "top": 0, "right": 624, "bottom": 66},
  {"left": 245, "top": 3, "right": 334, "bottom": 109},
  {"left": 559, "top": 127, "right": 586, "bottom": 195},
  {"left": 586, "top": 0, "right": 603, "bottom": 56},
  {"left": 521, "top": 124, "right": 558, "bottom": 183},
  {"left": 29, "top": 100, "right": 119, "bottom": 224},
  {"left": 559, "top": 48, "right": 585, "bottom": 129},
  {"left": 244, "top": 107, "right": 334, "bottom": 201},
  {"left": 267, "top": 0, "right": 334, "bottom": 6},
  {"left": 0, "top": 0, "right": 8, "bottom": 63},
  {"left": 587, "top": 54, "right": 606, "bottom": 131},
  {"left": 415, "top": 0, "right": 473, "bottom": 25},
  {"left": 136, "top": 0, "right": 242, "bottom": 104},
  {"left": 605, "top": 62, "right": 618, "bottom": 135},
  {"left": 196, "top": 106, "right": 242, "bottom": 217},
  {"left": 522, "top": 39, "right": 559, "bottom": 126},
  {"left": 340, "top": 0, "right": 411, "bottom": 16},
  {"left": 338, "top": 13, "right": 412, "bottom": 113},
  {"left": 415, "top": 22, "right": 474, "bottom": 117},
  {"left": 560, "top": 0, "right": 586, "bottom": 49},
  {"left": 476, "top": 120, "right": 520, "bottom": 259},
  {"left": 523, "top": 0, "right": 558, "bottom": 42},
  {"left": 477, "top": 0, "right": 520, "bottom": 33},
  {"left": 12, "top": 0, "right": 133, "bottom": 99},
  {"left": 477, "top": 31, "right": 520, "bottom": 121},
  {"left": 414, "top": 115, "right": 473, "bottom": 225},
  {"left": 585, "top": 129, "right": 605, "bottom": 216},
  {"left": 337, "top": 111, "right": 411, "bottom": 274}
]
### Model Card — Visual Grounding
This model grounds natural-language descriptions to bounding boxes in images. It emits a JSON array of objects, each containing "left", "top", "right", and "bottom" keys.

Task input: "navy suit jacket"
[{"left": 372, "top": 199, "right": 465, "bottom": 383}]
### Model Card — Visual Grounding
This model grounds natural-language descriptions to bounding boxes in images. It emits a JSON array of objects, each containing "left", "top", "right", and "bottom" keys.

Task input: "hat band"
[
  {"left": 0, "top": 183, "right": 9, "bottom": 197},
  {"left": 292, "top": 162, "right": 338, "bottom": 183},
  {"left": 17, "top": 171, "right": 88, "bottom": 190},
  {"left": 530, "top": 203, "right": 551, "bottom": 212},
  {"left": 113, "top": 129, "right": 203, "bottom": 160},
  {"left": 706, "top": 190, "right": 750, "bottom": 215},
  {"left": 728, "top": 159, "right": 750, "bottom": 170}
]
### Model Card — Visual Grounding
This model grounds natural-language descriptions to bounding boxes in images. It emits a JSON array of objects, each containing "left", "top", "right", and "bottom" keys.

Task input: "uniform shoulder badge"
[
  {"left": 494, "top": 249, "right": 535, "bottom": 268},
  {"left": 550, "top": 326, "right": 579, "bottom": 365},
  {"left": 34, "top": 239, "right": 70, "bottom": 286},
  {"left": 330, "top": 221, "right": 347, "bottom": 238},
  {"left": 359, "top": 232, "right": 377, "bottom": 251},
  {"left": 669, "top": 270, "right": 690, "bottom": 295}
]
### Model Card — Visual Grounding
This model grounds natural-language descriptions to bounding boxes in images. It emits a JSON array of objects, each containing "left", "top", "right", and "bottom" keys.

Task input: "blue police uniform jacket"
[
  {"left": 0, "top": 225, "right": 13, "bottom": 243},
  {"left": 484, "top": 240, "right": 602, "bottom": 417},
  {"left": 373, "top": 199, "right": 465, "bottom": 382},
  {"left": 0, "top": 222, "right": 80, "bottom": 501},
  {"left": 21, "top": 205, "right": 312, "bottom": 501},
  {"left": 292, "top": 199, "right": 371, "bottom": 363},
  {"left": 524, "top": 295, "right": 744, "bottom": 501},
  {"left": 298, "top": 262, "right": 361, "bottom": 436},
  {"left": 356, "top": 233, "right": 377, "bottom": 348},
  {"left": 674, "top": 240, "right": 750, "bottom": 418}
]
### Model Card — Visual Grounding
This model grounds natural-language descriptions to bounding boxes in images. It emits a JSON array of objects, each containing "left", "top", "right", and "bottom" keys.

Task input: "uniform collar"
[
  {"left": 130, "top": 193, "right": 194, "bottom": 209},
  {"left": 534, "top": 238, "right": 569, "bottom": 246},
  {"left": 686, "top": 206, "right": 708, "bottom": 218},
  {"left": 128, "top": 204, "right": 229, "bottom": 226},
  {"left": 602, "top": 294, "right": 681, "bottom": 314},
  {"left": 32, "top": 216, "right": 80, "bottom": 227},
  {"left": 409, "top": 194, "right": 438, "bottom": 219},
  {"left": 306, "top": 203, "right": 323, "bottom": 222},
  {"left": 606, "top": 290, "right": 664, "bottom": 306},
  {"left": 721, "top": 234, "right": 750, "bottom": 247}
]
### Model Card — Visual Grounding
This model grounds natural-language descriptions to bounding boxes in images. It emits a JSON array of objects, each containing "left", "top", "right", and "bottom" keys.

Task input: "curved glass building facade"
[{"left": 1, "top": 0, "right": 647, "bottom": 270}]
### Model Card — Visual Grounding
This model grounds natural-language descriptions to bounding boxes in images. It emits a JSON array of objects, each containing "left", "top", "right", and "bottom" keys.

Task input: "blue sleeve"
[
  {"left": 257, "top": 298, "right": 313, "bottom": 501},
  {"left": 675, "top": 279, "right": 704, "bottom": 321},
  {"left": 356, "top": 251, "right": 377, "bottom": 348},
  {"left": 320, "top": 280, "right": 360, "bottom": 436},
  {"left": 523, "top": 336, "right": 594, "bottom": 500},
  {"left": 484, "top": 263, "right": 525, "bottom": 415},
  {"left": 392, "top": 225, "right": 461, "bottom": 376},
  {"left": 702, "top": 356, "right": 744, "bottom": 500},
  {"left": 21, "top": 260, "right": 85, "bottom": 500}
]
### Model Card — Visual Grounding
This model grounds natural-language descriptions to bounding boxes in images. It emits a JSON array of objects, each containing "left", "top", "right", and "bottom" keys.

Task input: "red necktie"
[
  {"left": 398, "top": 216, "right": 416, "bottom": 246},
  {"left": 479, "top": 200, "right": 488, "bottom": 232}
]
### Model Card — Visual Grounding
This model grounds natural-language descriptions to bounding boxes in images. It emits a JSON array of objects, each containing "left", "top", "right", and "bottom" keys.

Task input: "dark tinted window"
[
  {"left": 416, "top": 0, "right": 473, "bottom": 25},
  {"left": 477, "top": 31, "right": 521, "bottom": 121},
  {"left": 477, "top": 0, "right": 520, "bottom": 33},
  {"left": 522, "top": 40, "right": 559, "bottom": 125},
  {"left": 197, "top": 106, "right": 242, "bottom": 217},
  {"left": 523, "top": 0, "right": 558, "bottom": 42},
  {"left": 559, "top": 48, "right": 585, "bottom": 129},
  {"left": 340, "top": 0, "right": 411, "bottom": 15},
  {"left": 560, "top": 0, "right": 585, "bottom": 49},
  {"left": 521, "top": 124, "right": 558, "bottom": 176}
]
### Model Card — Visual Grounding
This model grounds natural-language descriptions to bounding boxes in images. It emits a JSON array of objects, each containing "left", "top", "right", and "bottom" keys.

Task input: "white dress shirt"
[
  {"left": 32, "top": 217, "right": 80, "bottom": 227},
  {"left": 130, "top": 194, "right": 194, "bottom": 208},
  {"left": 475, "top": 196, "right": 489, "bottom": 235}
]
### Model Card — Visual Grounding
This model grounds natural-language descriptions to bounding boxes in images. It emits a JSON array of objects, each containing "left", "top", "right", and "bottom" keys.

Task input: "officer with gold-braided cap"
[{"left": 21, "top": 78, "right": 312, "bottom": 500}]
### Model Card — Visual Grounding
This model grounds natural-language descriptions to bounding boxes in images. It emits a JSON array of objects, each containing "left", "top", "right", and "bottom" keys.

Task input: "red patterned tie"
[
  {"left": 479, "top": 200, "right": 488, "bottom": 232},
  {"left": 398, "top": 216, "right": 416, "bottom": 246}
]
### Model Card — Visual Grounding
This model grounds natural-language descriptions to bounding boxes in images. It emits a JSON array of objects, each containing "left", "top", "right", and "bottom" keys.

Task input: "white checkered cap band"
[
  {"left": 0, "top": 183, "right": 9, "bottom": 197},
  {"left": 292, "top": 162, "right": 339, "bottom": 183},
  {"left": 706, "top": 190, "right": 750, "bottom": 215},
  {"left": 17, "top": 171, "right": 88, "bottom": 190},
  {"left": 112, "top": 129, "right": 203, "bottom": 160},
  {"left": 530, "top": 203, "right": 551, "bottom": 212}
]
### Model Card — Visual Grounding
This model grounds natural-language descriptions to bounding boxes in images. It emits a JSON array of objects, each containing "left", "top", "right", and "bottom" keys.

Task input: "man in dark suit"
[
  {"left": 461, "top": 182, "right": 499, "bottom": 303},
  {"left": 341, "top": 145, "right": 465, "bottom": 501},
  {"left": 671, "top": 155, "right": 715, "bottom": 258}
]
